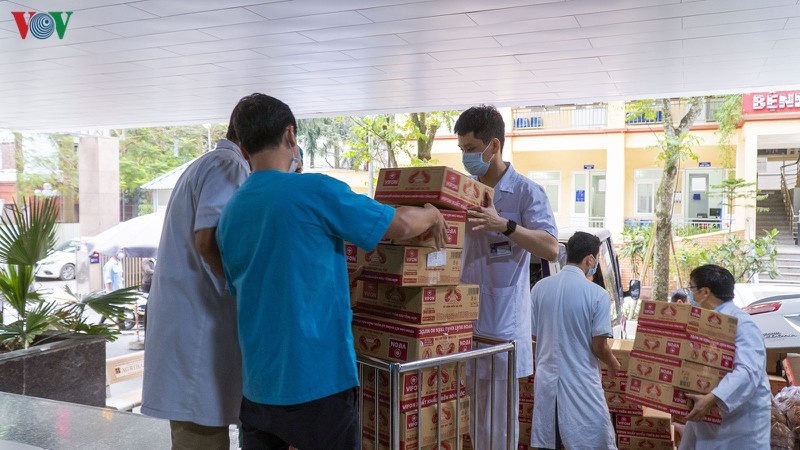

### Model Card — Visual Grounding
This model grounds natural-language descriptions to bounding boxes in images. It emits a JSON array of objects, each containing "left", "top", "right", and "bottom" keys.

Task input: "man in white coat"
[
  {"left": 680, "top": 264, "right": 770, "bottom": 449},
  {"left": 456, "top": 105, "right": 559, "bottom": 448},
  {"left": 530, "top": 231, "right": 620, "bottom": 449}
]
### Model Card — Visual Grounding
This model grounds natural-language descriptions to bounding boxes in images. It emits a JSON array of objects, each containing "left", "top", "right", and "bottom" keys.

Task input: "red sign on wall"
[{"left": 744, "top": 91, "right": 800, "bottom": 114}]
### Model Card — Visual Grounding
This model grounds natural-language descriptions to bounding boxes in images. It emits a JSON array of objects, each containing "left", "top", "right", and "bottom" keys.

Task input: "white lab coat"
[
  {"left": 461, "top": 164, "right": 557, "bottom": 449},
  {"left": 530, "top": 265, "right": 616, "bottom": 450},
  {"left": 679, "top": 301, "right": 771, "bottom": 449}
]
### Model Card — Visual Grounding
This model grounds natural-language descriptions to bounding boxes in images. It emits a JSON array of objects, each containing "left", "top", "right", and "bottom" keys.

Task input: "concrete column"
[
  {"left": 737, "top": 125, "right": 759, "bottom": 238},
  {"left": 78, "top": 136, "right": 120, "bottom": 237},
  {"left": 500, "top": 106, "right": 514, "bottom": 165},
  {"left": 605, "top": 133, "right": 626, "bottom": 239}
]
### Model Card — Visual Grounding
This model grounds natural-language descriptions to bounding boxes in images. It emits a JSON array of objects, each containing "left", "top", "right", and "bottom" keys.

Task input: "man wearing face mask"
[
  {"left": 103, "top": 250, "right": 125, "bottom": 292},
  {"left": 215, "top": 94, "right": 448, "bottom": 449},
  {"left": 679, "top": 264, "right": 770, "bottom": 449},
  {"left": 530, "top": 231, "right": 620, "bottom": 449},
  {"left": 454, "top": 105, "right": 559, "bottom": 448}
]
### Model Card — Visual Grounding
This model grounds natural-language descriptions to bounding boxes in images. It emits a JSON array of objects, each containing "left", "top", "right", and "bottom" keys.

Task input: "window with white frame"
[
  {"left": 529, "top": 171, "right": 561, "bottom": 213},
  {"left": 634, "top": 169, "right": 662, "bottom": 215}
]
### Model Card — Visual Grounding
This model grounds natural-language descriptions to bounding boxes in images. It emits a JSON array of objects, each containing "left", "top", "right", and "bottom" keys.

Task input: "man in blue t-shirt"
[{"left": 216, "top": 93, "right": 448, "bottom": 450}]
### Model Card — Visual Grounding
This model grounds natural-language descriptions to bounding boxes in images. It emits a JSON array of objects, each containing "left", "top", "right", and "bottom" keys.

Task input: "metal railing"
[
  {"left": 357, "top": 335, "right": 516, "bottom": 450},
  {"left": 779, "top": 154, "right": 800, "bottom": 242},
  {"left": 625, "top": 97, "right": 726, "bottom": 125},
  {"left": 512, "top": 104, "right": 607, "bottom": 130}
]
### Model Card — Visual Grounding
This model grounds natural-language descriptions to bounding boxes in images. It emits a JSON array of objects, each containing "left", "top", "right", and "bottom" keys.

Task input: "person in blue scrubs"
[{"left": 216, "top": 93, "right": 449, "bottom": 450}]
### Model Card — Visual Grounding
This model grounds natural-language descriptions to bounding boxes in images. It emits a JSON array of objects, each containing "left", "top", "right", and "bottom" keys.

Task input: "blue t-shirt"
[{"left": 216, "top": 171, "right": 394, "bottom": 405}]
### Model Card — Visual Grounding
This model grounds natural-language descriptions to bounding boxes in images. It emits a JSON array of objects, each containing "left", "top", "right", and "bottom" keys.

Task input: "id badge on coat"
[{"left": 489, "top": 239, "right": 512, "bottom": 259}]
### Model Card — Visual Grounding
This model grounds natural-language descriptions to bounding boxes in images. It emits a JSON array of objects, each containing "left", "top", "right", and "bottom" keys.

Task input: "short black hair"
[
  {"left": 566, "top": 231, "right": 600, "bottom": 264},
  {"left": 690, "top": 264, "right": 735, "bottom": 302},
  {"left": 225, "top": 103, "right": 239, "bottom": 142},
  {"left": 231, "top": 93, "right": 297, "bottom": 155},
  {"left": 454, "top": 105, "right": 505, "bottom": 152},
  {"left": 670, "top": 290, "right": 688, "bottom": 302}
]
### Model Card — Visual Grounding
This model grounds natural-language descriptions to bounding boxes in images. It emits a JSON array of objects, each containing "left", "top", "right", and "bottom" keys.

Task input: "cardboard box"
[
  {"left": 625, "top": 377, "right": 722, "bottom": 424},
  {"left": 386, "top": 209, "right": 468, "bottom": 249},
  {"left": 605, "top": 391, "right": 643, "bottom": 415},
  {"left": 361, "top": 362, "right": 466, "bottom": 413},
  {"left": 601, "top": 374, "right": 628, "bottom": 394},
  {"left": 519, "top": 418, "right": 532, "bottom": 446},
  {"left": 375, "top": 166, "right": 493, "bottom": 211},
  {"left": 633, "top": 325, "right": 735, "bottom": 372},
  {"left": 617, "top": 434, "right": 673, "bottom": 450},
  {"left": 346, "top": 244, "right": 462, "bottom": 286},
  {"left": 637, "top": 301, "right": 737, "bottom": 343},
  {"left": 628, "top": 351, "right": 727, "bottom": 394},
  {"left": 352, "top": 314, "right": 473, "bottom": 362},
  {"left": 354, "top": 282, "right": 480, "bottom": 325},
  {"left": 783, "top": 353, "right": 800, "bottom": 386},
  {"left": 519, "top": 376, "right": 534, "bottom": 404},
  {"left": 600, "top": 339, "right": 635, "bottom": 371},
  {"left": 362, "top": 435, "right": 460, "bottom": 450},
  {"left": 362, "top": 394, "right": 470, "bottom": 450},
  {"left": 519, "top": 401, "right": 533, "bottom": 422},
  {"left": 614, "top": 408, "right": 672, "bottom": 439}
]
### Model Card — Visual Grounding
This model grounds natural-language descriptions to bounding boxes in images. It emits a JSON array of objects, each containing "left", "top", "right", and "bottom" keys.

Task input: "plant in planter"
[{"left": 0, "top": 197, "right": 138, "bottom": 406}]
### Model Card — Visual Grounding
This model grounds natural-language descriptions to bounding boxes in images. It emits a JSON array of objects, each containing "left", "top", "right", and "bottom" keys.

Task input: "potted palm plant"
[{"left": 0, "top": 197, "right": 138, "bottom": 407}]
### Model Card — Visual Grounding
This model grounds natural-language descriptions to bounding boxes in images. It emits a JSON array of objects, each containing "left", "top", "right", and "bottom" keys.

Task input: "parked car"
[
  {"left": 734, "top": 283, "right": 800, "bottom": 349},
  {"left": 34, "top": 239, "right": 80, "bottom": 280}
]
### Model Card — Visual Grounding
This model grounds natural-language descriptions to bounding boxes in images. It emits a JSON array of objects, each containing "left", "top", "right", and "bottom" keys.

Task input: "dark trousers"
[
  {"left": 240, "top": 388, "right": 359, "bottom": 450},
  {"left": 537, "top": 401, "right": 562, "bottom": 450}
]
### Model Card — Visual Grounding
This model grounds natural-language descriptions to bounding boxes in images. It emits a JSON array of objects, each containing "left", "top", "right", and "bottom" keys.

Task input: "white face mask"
[
  {"left": 117, "top": 253, "right": 125, "bottom": 260},
  {"left": 288, "top": 147, "right": 300, "bottom": 173}
]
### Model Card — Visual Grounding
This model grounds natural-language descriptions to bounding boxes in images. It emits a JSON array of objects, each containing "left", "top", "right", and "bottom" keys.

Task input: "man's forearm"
[{"left": 507, "top": 227, "right": 558, "bottom": 261}]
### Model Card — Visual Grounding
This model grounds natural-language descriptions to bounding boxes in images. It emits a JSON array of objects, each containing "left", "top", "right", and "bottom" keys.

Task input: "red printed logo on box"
[
  {"left": 702, "top": 350, "right": 719, "bottom": 364},
  {"left": 636, "top": 363, "right": 653, "bottom": 377},
  {"left": 643, "top": 338, "right": 660, "bottom": 351},
  {"left": 345, "top": 244, "right": 357, "bottom": 263},
  {"left": 617, "top": 415, "right": 632, "bottom": 427},
  {"left": 690, "top": 306, "right": 702, "bottom": 318},
  {"left": 445, "top": 172, "right": 460, "bottom": 191},
  {"left": 462, "top": 181, "right": 480, "bottom": 199},
  {"left": 423, "top": 288, "right": 436, "bottom": 303},
  {"left": 359, "top": 336, "right": 381, "bottom": 352},
  {"left": 635, "top": 418, "right": 655, "bottom": 429},
  {"left": 672, "top": 390, "right": 688, "bottom": 405},
  {"left": 458, "top": 338, "right": 472, "bottom": 352},
  {"left": 721, "top": 354, "right": 734, "bottom": 369},
  {"left": 406, "top": 413, "right": 418, "bottom": 430},
  {"left": 697, "top": 379, "right": 711, "bottom": 391},
  {"left": 646, "top": 383, "right": 662, "bottom": 397},
  {"left": 389, "top": 339, "right": 408, "bottom": 361},
  {"left": 629, "top": 378, "right": 642, "bottom": 391},
  {"left": 445, "top": 226, "right": 458, "bottom": 244},
  {"left": 365, "top": 248, "right": 386, "bottom": 264},
  {"left": 658, "top": 367, "right": 674, "bottom": 383},
  {"left": 666, "top": 340, "right": 682, "bottom": 355},
  {"left": 435, "top": 342, "right": 456, "bottom": 356},
  {"left": 643, "top": 303, "right": 656, "bottom": 316},
  {"left": 404, "top": 373, "right": 418, "bottom": 395},
  {"left": 385, "top": 287, "right": 405, "bottom": 303},
  {"left": 408, "top": 170, "right": 431, "bottom": 185},
  {"left": 362, "top": 281, "right": 379, "bottom": 300},
  {"left": 383, "top": 169, "right": 401, "bottom": 186},
  {"left": 405, "top": 249, "right": 419, "bottom": 264},
  {"left": 660, "top": 304, "right": 678, "bottom": 317},
  {"left": 445, "top": 288, "right": 462, "bottom": 303},
  {"left": 619, "top": 436, "right": 631, "bottom": 445},
  {"left": 707, "top": 314, "right": 723, "bottom": 326}
]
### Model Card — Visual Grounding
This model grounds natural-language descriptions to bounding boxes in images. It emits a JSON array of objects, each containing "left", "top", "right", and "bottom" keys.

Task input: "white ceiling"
[{"left": 2, "top": 0, "right": 800, "bottom": 130}]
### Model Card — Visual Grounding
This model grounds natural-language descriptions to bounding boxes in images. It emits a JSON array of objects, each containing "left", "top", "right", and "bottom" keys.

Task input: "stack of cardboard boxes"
[
  {"left": 625, "top": 300, "right": 738, "bottom": 430},
  {"left": 351, "top": 166, "right": 493, "bottom": 450},
  {"left": 517, "top": 340, "right": 536, "bottom": 450}
]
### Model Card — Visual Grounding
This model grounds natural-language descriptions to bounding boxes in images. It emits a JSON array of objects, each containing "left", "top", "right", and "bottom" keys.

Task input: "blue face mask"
[
  {"left": 587, "top": 256, "right": 599, "bottom": 277},
  {"left": 462, "top": 141, "right": 494, "bottom": 176},
  {"left": 686, "top": 288, "right": 700, "bottom": 306}
]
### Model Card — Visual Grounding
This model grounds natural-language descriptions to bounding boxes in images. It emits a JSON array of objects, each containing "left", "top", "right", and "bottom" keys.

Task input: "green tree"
[
  {"left": 714, "top": 95, "right": 743, "bottom": 169},
  {"left": 347, "top": 115, "right": 411, "bottom": 169},
  {"left": 296, "top": 117, "right": 355, "bottom": 169},
  {"left": 15, "top": 134, "right": 79, "bottom": 222},
  {"left": 628, "top": 98, "right": 705, "bottom": 302},
  {"left": 709, "top": 177, "right": 768, "bottom": 231},
  {"left": 406, "top": 111, "right": 457, "bottom": 161}
]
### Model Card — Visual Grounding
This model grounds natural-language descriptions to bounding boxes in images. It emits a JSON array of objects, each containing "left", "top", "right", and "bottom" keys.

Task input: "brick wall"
[{"left": 616, "top": 230, "right": 746, "bottom": 298}]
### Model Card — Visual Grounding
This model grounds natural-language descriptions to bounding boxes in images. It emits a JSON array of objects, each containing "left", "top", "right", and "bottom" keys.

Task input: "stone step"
[{"left": 758, "top": 278, "right": 800, "bottom": 285}]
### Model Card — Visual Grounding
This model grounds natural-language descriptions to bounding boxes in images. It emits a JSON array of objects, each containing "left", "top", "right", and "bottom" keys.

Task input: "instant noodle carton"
[
  {"left": 374, "top": 166, "right": 493, "bottom": 211},
  {"left": 627, "top": 351, "right": 727, "bottom": 394},
  {"left": 637, "top": 301, "right": 737, "bottom": 343},
  {"left": 625, "top": 376, "right": 722, "bottom": 424},
  {"left": 345, "top": 244, "right": 462, "bottom": 287},
  {"left": 633, "top": 325, "right": 735, "bottom": 371},
  {"left": 614, "top": 408, "right": 672, "bottom": 439},
  {"left": 353, "top": 281, "right": 479, "bottom": 325},
  {"left": 616, "top": 434, "right": 673, "bottom": 450},
  {"left": 361, "top": 393, "right": 470, "bottom": 450},
  {"left": 361, "top": 362, "right": 466, "bottom": 413},
  {"left": 605, "top": 391, "right": 643, "bottom": 415},
  {"left": 384, "top": 209, "right": 467, "bottom": 249},
  {"left": 352, "top": 314, "right": 473, "bottom": 363}
]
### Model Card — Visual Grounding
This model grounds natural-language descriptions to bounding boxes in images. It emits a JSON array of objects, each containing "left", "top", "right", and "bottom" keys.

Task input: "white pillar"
[
  {"left": 605, "top": 102, "right": 627, "bottom": 239},
  {"left": 737, "top": 126, "right": 759, "bottom": 238},
  {"left": 79, "top": 136, "right": 120, "bottom": 237}
]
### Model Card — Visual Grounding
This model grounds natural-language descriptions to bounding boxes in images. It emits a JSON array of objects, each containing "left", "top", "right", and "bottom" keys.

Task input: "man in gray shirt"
[{"left": 141, "top": 96, "right": 251, "bottom": 449}]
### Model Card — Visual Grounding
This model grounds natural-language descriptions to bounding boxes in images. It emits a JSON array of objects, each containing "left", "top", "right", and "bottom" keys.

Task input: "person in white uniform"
[
  {"left": 141, "top": 97, "right": 251, "bottom": 449},
  {"left": 530, "top": 231, "right": 620, "bottom": 450},
  {"left": 455, "top": 105, "right": 559, "bottom": 448},
  {"left": 680, "top": 264, "right": 770, "bottom": 449}
]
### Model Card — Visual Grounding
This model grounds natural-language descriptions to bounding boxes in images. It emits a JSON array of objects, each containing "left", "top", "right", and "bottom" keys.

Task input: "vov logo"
[{"left": 11, "top": 11, "right": 73, "bottom": 40}]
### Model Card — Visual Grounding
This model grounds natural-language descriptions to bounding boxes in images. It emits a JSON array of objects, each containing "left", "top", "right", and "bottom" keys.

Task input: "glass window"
[
  {"left": 634, "top": 169, "right": 661, "bottom": 215},
  {"left": 529, "top": 171, "right": 561, "bottom": 214}
]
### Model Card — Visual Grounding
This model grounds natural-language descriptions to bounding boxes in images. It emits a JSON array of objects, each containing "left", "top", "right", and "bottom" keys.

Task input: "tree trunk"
[
  {"left": 334, "top": 147, "right": 341, "bottom": 169},
  {"left": 387, "top": 142, "right": 398, "bottom": 168},
  {"left": 309, "top": 151, "right": 315, "bottom": 169},
  {"left": 651, "top": 97, "right": 705, "bottom": 302},
  {"left": 411, "top": 113, "right": 435, "bottom": 161}
]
